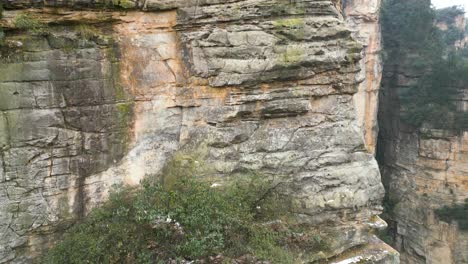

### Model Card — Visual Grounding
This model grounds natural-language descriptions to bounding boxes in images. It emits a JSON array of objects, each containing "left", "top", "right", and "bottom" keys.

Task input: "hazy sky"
[{"left": 431, "top": 0, "right": 468, "bottom": 10}]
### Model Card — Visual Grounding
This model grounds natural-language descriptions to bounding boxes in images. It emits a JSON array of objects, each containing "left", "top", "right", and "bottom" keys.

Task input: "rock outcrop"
[{"left": 0, "top": 1, "right": 397, "bottom": 263}]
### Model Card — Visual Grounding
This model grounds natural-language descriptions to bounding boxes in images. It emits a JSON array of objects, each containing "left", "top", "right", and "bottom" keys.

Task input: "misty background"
[{"left": 432, "top": 0, "right": 468, "bottom": 11}]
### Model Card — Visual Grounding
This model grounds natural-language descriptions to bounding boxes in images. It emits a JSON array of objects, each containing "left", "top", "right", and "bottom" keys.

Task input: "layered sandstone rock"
[
  {"left": 0, "top": 1, "right": 396, "bottom": 263},
  {"left": 0, "top": 12, "right": 135, "bottom": 263},
  {"left": 378, "top": 124, "right": 468, "bottom": 263},
  {"left": 379, "top": 112, "right": 468, "bottom": 263},
  {"left": 343, "top": 0, "right": 382, "bottom": 154}
]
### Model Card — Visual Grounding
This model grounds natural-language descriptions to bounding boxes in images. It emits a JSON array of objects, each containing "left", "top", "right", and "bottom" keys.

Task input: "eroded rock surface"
[
  {"left": 378, "top": 125, "right": 468, "bottom": 263},
  {"left": 0, "top": 22, "right": 134, "bottom": 262},
  {"left": 343, "top": 0, "right": 382, "bottom": 154},
  {"left": 0, "top": 1, "right": 396, "bottom": 263}
]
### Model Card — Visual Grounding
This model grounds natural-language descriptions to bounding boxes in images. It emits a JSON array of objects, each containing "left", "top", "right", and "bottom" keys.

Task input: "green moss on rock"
[{"left": 273, "top": 18, "right": 305, "bottom": 28}]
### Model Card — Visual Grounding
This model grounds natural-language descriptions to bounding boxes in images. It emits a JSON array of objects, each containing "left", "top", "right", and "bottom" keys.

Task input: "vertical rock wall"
[
  {"left": 343, "top": 0, "right": 382, "bottom": 154},
  {"left": 378, "top": 6, "right": 468, "bottom": 264},
  {"left": 0, "top": 1, "right": 396, "bottom": 263},
  {"left": 0, "top": 17, "right": 134, "bottom": 262},
  {"left": 378, "top": 124, "right": 468, "bottom": 263}
]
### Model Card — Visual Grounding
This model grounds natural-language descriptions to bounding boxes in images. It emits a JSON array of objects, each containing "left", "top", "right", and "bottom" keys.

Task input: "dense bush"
[
  {"left": 434, "top": 199, "right": 468, "bottom": 230},
  {"left": 399, "top": 50, "right": 467, "bottom": 128},
  {"left": 435, "top": 6, "right": 465, "bottom": 24},
  {"left": 381, "top": 0, "right": 468, "bottom": 129},
  {"left": 42, "top": 157, "right": 329, "bottom": 263},
  {"left": 381, "top": 0, "right": 439, "bottom": 57},
  {"left": 436, "top": 6, "right": 466, "bottom": 46},
  {"left": 442, "top": 26, "right": 465, "bottom": 46},
  {"left": 13, "top": 13, "right": 46, "bottom": 33}
]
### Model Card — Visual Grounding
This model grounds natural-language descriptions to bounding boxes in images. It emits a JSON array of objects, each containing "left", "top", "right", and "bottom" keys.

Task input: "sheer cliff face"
[
  {"left": 0, "top": 1, "right": 395, "bottom": 263},
  {"left": 343, "top": 0, "right": 382, "bottom": 154},
  {"left": 382, "top": 122, "right": 468, "bottom": 260},
  {"left": 378, "top": 124, "right": 468, "bottom": 263},
  {"left": 378, "top": 12, "right": 468, "bottom": 264}
]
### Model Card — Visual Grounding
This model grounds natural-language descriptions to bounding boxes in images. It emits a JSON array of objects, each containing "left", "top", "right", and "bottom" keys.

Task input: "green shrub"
[
  {"left": 13, "top": 13, "right": 46, "bottom": 33},
  {"left": 42, "top": 167, "right": 330, "bottom": 263},
  {"left": 434, "top": 199, "right": 468, "bottom": 230},
  {"left": 381, "top": 0, "right": 468, "bottom": 129},
  {"left": 399, "top": 50, "right": 466, "bottom": 128},
  {"left": 441, "top": 25, "right": 465, "bottom": 45},
  {"left": 75, "top": 24, "right": 100, "bottom": 40},
  {"left": 381, "top": 0, "right": 438, "bottom": 57},
  {"left": 435, "top": 6, "right": 465, "bottom": 24}
]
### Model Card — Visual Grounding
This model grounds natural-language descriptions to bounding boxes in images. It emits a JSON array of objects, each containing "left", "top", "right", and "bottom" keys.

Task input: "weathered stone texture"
[
  {"left": 343, "top": 0, "right": 382, "bottom": 154},
  {"left": 378, "top": 126, "right": 468, "bottom": 264},
  {"left": 0, "top": 30, "right": 134, "bottom": 263},
  {"left": 329, "top": 235, "right": 400, "bottom": 264},
  {"left": 0, "top": 1, "right": 396, "bottom": 263}
]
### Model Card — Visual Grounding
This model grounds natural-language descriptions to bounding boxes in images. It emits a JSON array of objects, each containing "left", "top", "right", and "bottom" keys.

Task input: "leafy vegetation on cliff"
[
  {"left": 435, "top": 6, "right": 465, "bottom": 24},
  {"left": 435, "top": 199, "right": 468, "bottom": 230},
  {"left": 13, "top": 13, "right": 47, "bottom": 34},
  {"left": 42, "top": 156, "right": 329, "bottom": 264},
  {"left": 381, "top": 0, "right": 467, "bottom": 129},
  {"left": 436, "top": 6, "right": 466, "bottom": 46}
]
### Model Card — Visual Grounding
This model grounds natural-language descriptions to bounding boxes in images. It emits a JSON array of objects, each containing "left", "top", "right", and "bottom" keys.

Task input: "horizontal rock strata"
[{"left": 0, "top": 1, "right": 397, "bottom": 263}]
